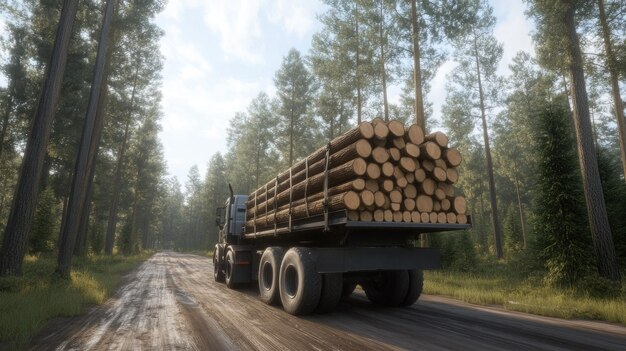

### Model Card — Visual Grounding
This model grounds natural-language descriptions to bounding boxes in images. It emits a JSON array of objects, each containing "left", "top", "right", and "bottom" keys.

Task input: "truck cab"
[{"left": 216, "top": 194, "right": 248, "bottom": 245}]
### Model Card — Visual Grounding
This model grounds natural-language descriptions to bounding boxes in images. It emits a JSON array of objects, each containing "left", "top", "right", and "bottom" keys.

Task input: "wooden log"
[
  {"left": 414, "top": 169, "right": 426, "bottom": 182},
  {"left": 360, "top": 190, "right": 375, "bottom": 207},
  {"left": 434, "top": 188, "right": 446, "bottom": 201},
  {"left": 374, "top": 191, "right": 386, "bottom": 207},
  {"left": 403, "top": 143, "right": 420, "bottom": 158},
  {"left": 432, "top": 167, "right": 447, "bottom": 182},
  {"left": 420, "top": 212, "right": 430, "bottom": 223},
  {"left": 402, "top": 211, "right": 412, "bottom": 222},
  {"left": 347, "top": 210, "right": 360, "bottom": 221},
  {"left": 249, "top": 139, "right": 371, "bottom": 207},
  {"left": 360, "top": 210, "right": 373, "bottom": 222},
  {"left": 419, "top": 142, "right": 441, "bottom": 160},
  {"left": 249, "top": 158, "right": 367, "bottom": 215},
  {"left": 373, "top": 209, "right": 384, "bottom": 222},
  {"left": 387, "top": 120, "right": 405, "bottom": 137},
  {"left": 383, "top": 209, "right": 393, "bottom": 222},
  {"left": 434, "top": 159, "right": 448, "bottom": 170},
  {"left": 419, "top": 178, "right": 436, "bottom": 196},
  {"left": 393, "top": 166, "right": 405, "bottom": 180},
  {"left": 403, "top": 198, "right": 416, "bottom": 211},
  {"left": 405, "top": 124, "right": 424, "bottom": 145},
  {"left": 446, "top": 213, "right": 457, "bottom": 224},
  {"left": 365, "top": 179, "right": 379, "bottom": 192},
  {"left": 416, "top": 195, "right": 433, "bottom": 212},
  {"left": 388, "top": 147, "right": 401, "bottom": 161},
  {"left": 371, "top": 146, "right": 390, "bottom": 164},
  {"left": 446, "top": 167, "right": 459, "bottom": 184},
  {"left": 442, "top": 148, "right": 462, "bottom": 167},
  {"left": 421, "top": 159, "right": 434, "bottom": 172},
  {"left": 381, "top": 162, "right": 394, "bottom": 177},
  {"left": 393, "top": 211, "right": 403, "bottom": 222},
  {"left": 425, "top": 131, "right": 448, "bottom": 148},
  {"left": 437, "top": 212, "right": 447, "bottom": 223},
  {"left": 367, "top": 163, "right": 381, "bottom": 180},
  {"left": 268, "top": 179, "right": 368, "bottom": 214},
  {"left": 392, "top": 137, "right": 406, "bottom": 149},
  {"left": 399, "top": 157, "right": 417, "bottom": 173},
  {"left": 391, "top": 203, "right": 401, "bottom": 212},
  {"left": 247, "top": 191, "right": 360, "bottom": 229},
  {"left": 411, "top": 211, "right": 421, "bottom": 223},
  {"left": 389, "top": 189, "right": 403, "bottom": 203},
  {"left": 381, "top": 178, "right": 394, "bottom": 192},
  {"left": 441, "top": 198, "right": 451, "bottom": 211},
  {"left": 404, "top": 184, "right": 417, "bottom": 199},
  {"left": 249, "top": 123, "right": 374, "bottom": 199},
  {"left": 396, "top": 177, "right": 408, "bottom": 188},
  {"left": 457, "top": 214, "right": 468, "bottom": 224},
  {"left": 405, "top": 171, "right": 415, "bottom": 184},
  {"left": 451, "top": 196, "right": 467, "bottom": 214},
  {"left": 433, "top": 201, "right": 441, "bottom": 212},
  {"left": 438, "top": 182, "right": 454, "bottom": 197},
  {"left": 372, "top": 120, "right": 389, "bottom": 140}
]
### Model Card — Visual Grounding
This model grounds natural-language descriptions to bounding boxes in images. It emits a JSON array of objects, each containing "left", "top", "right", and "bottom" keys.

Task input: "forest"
[{"left": 0, "top": 0, "right": 625, "bottom": 293}]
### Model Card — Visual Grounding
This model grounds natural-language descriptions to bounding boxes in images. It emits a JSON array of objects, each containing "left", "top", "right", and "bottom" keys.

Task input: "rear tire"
[
  {"left": 213, "top": 248, "right": 224, "bottom": 283},
  {"left": 363, "top": 270, "right": 409, "bottom": 307},
  {"left": 316, "top": 273, "right": 342, "bottom": 313},
  {"left": 279, "top": 247, "right": 321, "bottom": 315},
  {"left": 258, "top": 247, "right": 284, "bottom": 305},
  {"left": 401, "top": 269, "right": 423, "bottom": 306},
  {"left": 225, "top": 250, "right": 237, "bottom": 289}
]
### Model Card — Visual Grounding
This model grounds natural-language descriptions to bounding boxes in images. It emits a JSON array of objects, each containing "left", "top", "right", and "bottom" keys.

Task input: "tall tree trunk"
[
  {"left": 289, "top": 87, "right": 295, "bottom": 166},
  {"left": 0, "top": 0, "right": 79, "bottom": 277},
  {"left": 562, "top": 0, "right": 620, "bottom": 281},
  {"left": 597, "top": 0, "right": 626, "bottom": 179},
  {"left": 473, "top": 32, "right": 503, "bottom": 259},
  {"left": 57, "top": 0, "right": 116, "bottom": 277},
  {"left": 410, "top": 0, "right": 425, "bottom": 130},
  {"left": 513, "top": 174, "right": 527, "bottom": 249},
  {"left": 74, "top": 177, "right": 93, "bottom": 256},
  {"left": 0, "top": 98, "right": 13, "bottom": 162},
  {"left": 379, "top": 0, "right": 389, "bottom": 122},
  {"left": 355, "top": 2, "right": 362, "bottom": 124},
  {"left": 104, "top": 67, "right": 138, "bottom": 255}
]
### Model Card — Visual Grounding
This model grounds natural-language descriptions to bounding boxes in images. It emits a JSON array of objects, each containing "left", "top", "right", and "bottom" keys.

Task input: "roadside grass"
[
  {"left": 0, "top": 253, "right": 150, "bottom": 350},
  {"left": 424, "top": 268, "right": 626, "bottom": 324}
]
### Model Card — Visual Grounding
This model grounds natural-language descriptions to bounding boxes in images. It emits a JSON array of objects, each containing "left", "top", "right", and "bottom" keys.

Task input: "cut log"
[
  {"left": 393, "top": 211, "right": 403, "bottom": 222},
  {"left": 441, "top": 198, "right": 451, "bottom": 211},
  {"left": 388, "top": 148, "right": 401, "bottom": 161},
  {"left": 433, "top": 201, "right": 441, "bottom": 212},
  {"left": 446, "top": 167, "right": 459, "bottom": 184},
  {"left": 437, "top": 212, "right": 447, "bottom": 224},
  {"left": 392, "top": 137, "right": 406, "bottom": 150},
  {"left": 365, "top": 179, "right": 379, "bottom": 192},
  {"left": 411, "top": 211, "right": 421, "bottom": 223},
  {"left": 404, "top": 184, "right": 417, "bottom": 199},
  {"left": 347, "top": 210, "right": 359, "bottom": 221},
  {"left": 419, "top": 178, "right": 436, "bottom": 196},
  {"left": 432, "top": 167, "right": 447, "bottom": 182},
  {"left": 396, "top": 177, "right": 408, "bottom": 189},
  {"left": 391, "top": 203, "right": 401, "bottom": 212},
  {"left": 393, "top": 166, "right": 405, "bottom": 180},
  {"left": 267, "top": 179, "right": 368, "bottom": 214},
  {"left": 373, "top": 121, "right": 389, "bottom": 140},
  {"left": 446, "top": 213, "right": 457, "bottom": 224},
  {"left": 374, "top": 191, "right": 386, "bottom": 207},
  {"left": 457, "top": 214, "right": 468, "bottom": 224},
  {"left": 434, "top": 188, "right": 446, "bottom": 201},
  {"left": 405, "top": 171, "right": 415, "bottom": 184},
  {"left": 373, "top": 209, "right": 384, "bottom": 222},
  {"left": 416, "top": 195, "right": 433, "bottom": 212},
  {"left": 425, "top": 131, "right": 448, "bottom": 148},
  {"left": 403, "top": 198, "right": 416, "bottom": 211},
  {"left": 405, "top": 124, "right": 424, "bottom": 145},
  {"left": 438, "top": 182, "right": 454, "bottom": 197},
  {"left": 389, "top": 189, "right": 403, "bottom": 203},
  {"left": 429, "top": 212, "right": 438, "bottom": 223},
  {"left": 387, "top": 120, "right": 405, "bottom": 137},
  {"left": 367, "top": 163, "right": 381, "bottom": 180},
  {"left": 443, "top": 148, "right": 462, "bottom": 167},
  {"left": 381, "top": 179, "right": 394, "bottom": 192},
  {"left": 381, "top": 162, "right": 394, "bottom": 177},
  {"left": 434, "top": 159, "right": 447, "bottom": 170},
  {"left": 383, "top": 209, "right": 393, "bottom": 222},
  {"left": 403, "top": 143, "right": 420, "bottom": 158},
  {"left": 371, "top": 146, "right": 390, "bottom": 164},
  {"left": 414, "top": 169, "right": 426, "bottom": 182},
  {"left": 421, "top": 159, "right": 434, "bottom": 172},
  {"left": 402, "top": 211, "right": 412, "bottom": 222},
  {"left": 399, "top": 157, "right": 416, "bottom": 173},
  {"left": 360, "top": 210, "right": 373, "bottom": 222},
  {"left": 360, "top": 190, "right": 375, "bottom": 207},
  {"left": 419, "top": 142, "right": 441, "bottom": 160},
  {"left": 420, "top": 212, "right": 430, "bottom": 223},
  {"left": 452, "top": 196, "right": 467, "bottom": 215}
]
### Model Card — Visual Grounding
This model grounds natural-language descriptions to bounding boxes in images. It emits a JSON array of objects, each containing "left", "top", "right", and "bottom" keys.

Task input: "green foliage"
[
  {"left": 430, "top": 231, "right": 477, "bottom": 272},
  {"left": 532, "top": 99, "right": 594, "bottom": 287},
  {"left": 29, "top": 187, "right": 58, "bottom": 253},
  {"left": 597, "top": 148, "right": 626, "bottom": 269}
]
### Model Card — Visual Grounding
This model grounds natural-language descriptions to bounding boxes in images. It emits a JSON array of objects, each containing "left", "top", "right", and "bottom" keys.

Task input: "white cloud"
[
  {"left": 492, "top": 0, "right": 534, "bottom": 74},
  {"left": 266, "top": 0, "right": 322, "bottom": 38}
]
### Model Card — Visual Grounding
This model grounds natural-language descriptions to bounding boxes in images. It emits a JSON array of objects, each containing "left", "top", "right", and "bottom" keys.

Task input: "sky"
[{"left": 148, "top": 0, "right": 533, "bottom": 183}]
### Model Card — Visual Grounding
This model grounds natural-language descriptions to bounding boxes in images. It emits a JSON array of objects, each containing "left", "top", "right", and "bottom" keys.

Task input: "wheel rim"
[
  {"left": 284, "top": 264, "right": 298, "bottom": 298},
  {"left": 261, "top": 261, "right": 273, "bottom": 291},
  {"left": 226, "top": 255, "right": 233, "bottom": 279}
]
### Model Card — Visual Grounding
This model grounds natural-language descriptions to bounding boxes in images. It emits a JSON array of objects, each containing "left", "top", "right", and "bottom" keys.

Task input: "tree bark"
[
  {"left": 473, "top": 31, "right": 503, "bottom": 259},
  {"left": 355, "top": 2, "right": 362, "bottom": 124},
  {"left": 0, "top": 0, "right": 79, "bottom": 276},
  {"left": 57, "top": 0, "right": 116, "bottom": 277},
  {"left": 597, "top": 0, "right": 626, "bottom": 180},
  {"left": 513, "top": 174, "right": 527, "bottom": 249},
  {"left": 410, "top": 0, "right": 425, "bottom": 130},
  {"left": 562, "top": 0, "right": 620, "bottom": 281}
]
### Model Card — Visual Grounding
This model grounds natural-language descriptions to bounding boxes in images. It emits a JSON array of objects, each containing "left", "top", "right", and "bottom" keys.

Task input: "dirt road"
[{"left": 31, "top": 252, "right": 626, "bottom": 350}]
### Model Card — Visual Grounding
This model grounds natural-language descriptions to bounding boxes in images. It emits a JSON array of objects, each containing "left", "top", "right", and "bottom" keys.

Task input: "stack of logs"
[{"left": 245, "top": 118, "right": 468, "bottom": 233}]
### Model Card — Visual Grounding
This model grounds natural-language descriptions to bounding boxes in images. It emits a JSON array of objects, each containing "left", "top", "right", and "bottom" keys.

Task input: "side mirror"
[{"left": 215, "top": 207, "right": 225, "bottom": 228}]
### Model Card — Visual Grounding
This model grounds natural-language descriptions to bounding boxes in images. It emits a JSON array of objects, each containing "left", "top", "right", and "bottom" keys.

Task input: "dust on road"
[{"left": 30, "top": 252, "right": 626, "bottom": 351}]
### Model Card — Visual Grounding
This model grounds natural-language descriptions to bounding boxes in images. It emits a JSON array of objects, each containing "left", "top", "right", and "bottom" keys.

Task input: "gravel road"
[{"left": 30, "top": 251, "right": 626, "bottom": 351}]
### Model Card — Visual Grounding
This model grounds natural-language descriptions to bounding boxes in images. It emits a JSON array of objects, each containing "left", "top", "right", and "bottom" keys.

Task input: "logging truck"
[{"left": 212, "top": 120, "right": 471, "bottom": 315}]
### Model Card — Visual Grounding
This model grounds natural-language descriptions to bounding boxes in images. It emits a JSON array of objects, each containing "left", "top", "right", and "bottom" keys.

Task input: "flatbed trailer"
[{"left": 213, "top": 194, "right": 471, "bottom": 315}]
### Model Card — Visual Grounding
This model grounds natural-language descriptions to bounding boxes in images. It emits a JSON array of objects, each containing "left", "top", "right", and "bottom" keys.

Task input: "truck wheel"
[
  {"left": 363, "top": 270, "right": 409, "bottom": 307},
  {"left": 401, "top": 269, "right": 424, "bottom": 306},
  {"left": 258, "top": 247, "right": 284, "bottom": 305},
  {"left": 341, "top": 282, "right": 357, "bottom": 298},
  {"left": 225, "top": 250, "right": 237, "bottom": 289},
  {"left": 316, "top": 273, "right": 342, "bottom": 313},
  {"left": 279, "top": 247, "right": 321, "bottom": 315},
  {"left": 213, "top": 248, "right": 224, "bottom": 283}
]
